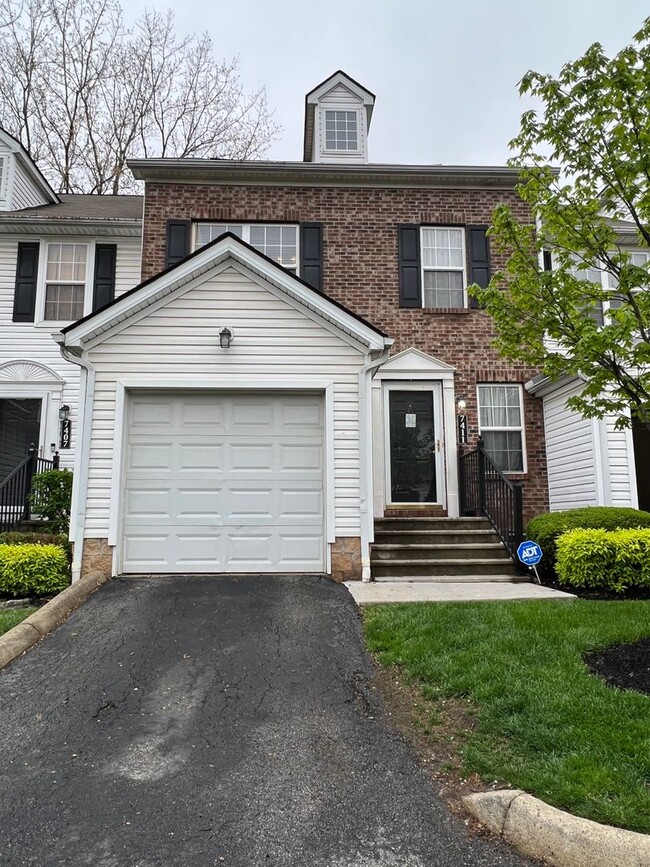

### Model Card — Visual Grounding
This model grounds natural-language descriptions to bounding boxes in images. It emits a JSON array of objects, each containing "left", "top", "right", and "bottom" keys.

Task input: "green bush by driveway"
[
  {"left": 527, "top": 506, "right": 650, "bottom": 579},
  {"left": 0, "top": 544, "right": 69, "bottom": 597},
  {"left": 364, "top": 599, "right": 650, "bottom": 833}
]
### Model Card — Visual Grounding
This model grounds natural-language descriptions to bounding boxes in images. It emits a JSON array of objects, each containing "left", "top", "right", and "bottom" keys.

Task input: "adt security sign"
[{"left": 517, "top": 540, "right": 543, "bottom": 566}]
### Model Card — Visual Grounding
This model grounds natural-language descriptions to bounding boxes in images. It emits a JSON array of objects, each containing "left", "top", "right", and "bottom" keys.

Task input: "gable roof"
[
  {"left": 60, "top": 231, "right": 391, "bottom": 352},
  {"left": 0, "top": 128, "right": 59, "bottom": 205},
  {"left": 303, "top": 71, "right": 376, "bottom": 162}
]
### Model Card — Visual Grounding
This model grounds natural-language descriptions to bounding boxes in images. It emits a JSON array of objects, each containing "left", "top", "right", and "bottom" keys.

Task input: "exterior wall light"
[
  {"left": 456, "top": 398, "right": 467, "bottom": 411},
  {"left": 59, "top": 404, "right": 70, "bottom": 421},
  {"left": 219, "top": 327, "right": 233, "bottom": 349}
]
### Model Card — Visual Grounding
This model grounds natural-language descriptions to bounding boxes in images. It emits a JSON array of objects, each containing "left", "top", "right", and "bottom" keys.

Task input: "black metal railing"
[
  {"left": 459, "top": 437, "right": 524, "bottom": 568},
  {"left": 0, "top": 449, "right": 60, "bottom": 533}
]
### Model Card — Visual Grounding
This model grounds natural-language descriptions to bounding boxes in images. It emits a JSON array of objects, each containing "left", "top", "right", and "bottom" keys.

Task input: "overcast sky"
[{"left": 128, "top": 0, "right": 648, "bottom": 166}]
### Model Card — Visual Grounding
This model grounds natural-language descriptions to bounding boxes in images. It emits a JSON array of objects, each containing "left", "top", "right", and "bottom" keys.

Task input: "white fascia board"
[
  {"left": 62, "top": 236, "right": 390, "bottom": 353},
  {"left": 306, "top": 72, "right": 374, "bottom": 107}
]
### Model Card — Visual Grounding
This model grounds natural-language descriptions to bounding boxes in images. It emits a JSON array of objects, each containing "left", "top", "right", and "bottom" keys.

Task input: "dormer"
[
  {"left": 0, "top": 128, "right": 59, "bottom": 212},
  {"left": 303, "top": 71, "right": 375, "bottom": 164}
]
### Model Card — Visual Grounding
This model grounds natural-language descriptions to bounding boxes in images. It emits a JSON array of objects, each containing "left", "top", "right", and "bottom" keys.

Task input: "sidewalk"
[{"left": 345, "top": 581, "right": 576, "bottom": 604}]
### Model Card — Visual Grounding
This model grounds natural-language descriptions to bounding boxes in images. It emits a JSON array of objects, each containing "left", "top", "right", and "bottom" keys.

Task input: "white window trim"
[
  {"left": 420, "top": 226, "right": 467, "bottom": 309},
  {"left": 477, "top": 383, "right": 528, "bottom": 474},
  {"left": 193, "top": 222, "right": 300, "bottom": 274},
  {"left": 0, "top": 153, "right": 8, "bottom": 204},
  {"left": 322, "top": 107, "right": 362, "bottom": 155},
  {"left": 34, "top": 238, "right": 97, "bottom": 328},
  {"left": 554, "top": 249, "right": 650, "bottom": 318}
]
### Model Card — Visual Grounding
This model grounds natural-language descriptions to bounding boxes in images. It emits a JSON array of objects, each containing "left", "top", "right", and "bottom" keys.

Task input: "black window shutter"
[
  {"left": 467, "top": 226, "right": 491, "bottom": 309},
  {"left": 92, "top": 244, "right": 117, "bottom": 312},
  {"left": 398, "top": 225, "right": 421, "bottom": 307},
  {"left": 543, "top": 250, "right": 553, "bottom": 272},
  {"left": 12, "top": 242, "right": 40, "bottom": 322},
  {"left": 165, "top": 219, "right": 191, "bottom": 268},
  {"left": 300, "top": 223, "right": 323, "bottom": 290}
]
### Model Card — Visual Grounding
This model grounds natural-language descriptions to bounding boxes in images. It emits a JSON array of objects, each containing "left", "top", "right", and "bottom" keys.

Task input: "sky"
[{"left": 125, "top": 0, "right": 649, "bottom": 166}]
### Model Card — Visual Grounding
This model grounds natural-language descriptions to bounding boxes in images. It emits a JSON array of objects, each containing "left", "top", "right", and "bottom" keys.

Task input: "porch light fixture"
[
  {"left": 219, "top": 327, "right": 233, "bottom": 349},
  {"left": 59, "top": 404, "right": 70, "bottom": 421},
  {"left": 456, "top": 398, "right": 467, "bottom": 411}
]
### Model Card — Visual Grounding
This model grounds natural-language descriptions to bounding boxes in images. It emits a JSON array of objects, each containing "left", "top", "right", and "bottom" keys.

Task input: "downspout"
[
  {"left": 358, "top": 343, "right": 392, "bottom": 581},
  {"left": 55, "top": 336, "right": 96, "bottom": 583}
]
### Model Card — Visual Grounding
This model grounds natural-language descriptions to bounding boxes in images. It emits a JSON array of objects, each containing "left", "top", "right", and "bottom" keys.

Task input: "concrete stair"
[{"left": 371, "top": 516, "right": 523, "bottom": 583}]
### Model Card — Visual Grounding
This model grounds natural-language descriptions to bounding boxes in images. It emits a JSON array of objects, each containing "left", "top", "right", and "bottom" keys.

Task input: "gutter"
[
  {"left": 54, "top": 335, "right": 96, "bottom": 582},
  {"left": 358, "top": 343, "right": 393, "bottom": 582}
]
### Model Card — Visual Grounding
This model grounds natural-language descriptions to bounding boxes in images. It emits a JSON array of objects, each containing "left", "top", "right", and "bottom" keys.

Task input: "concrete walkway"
[{"left": 345, "top": 580, "right": 576, "bottom": 604}]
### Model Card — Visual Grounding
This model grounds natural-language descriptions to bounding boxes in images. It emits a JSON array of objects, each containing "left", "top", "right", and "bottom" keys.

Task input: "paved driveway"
[{"left": 0, "top": 576, "right": 534, "bottom": 866}]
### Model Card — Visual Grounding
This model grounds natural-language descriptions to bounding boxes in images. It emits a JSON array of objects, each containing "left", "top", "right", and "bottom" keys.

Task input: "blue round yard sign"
[{"left": 517, "top": 540, "right": 543, "bottom": 566}]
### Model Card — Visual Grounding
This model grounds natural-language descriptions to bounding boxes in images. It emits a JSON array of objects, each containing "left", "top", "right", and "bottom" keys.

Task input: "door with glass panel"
[{"left": 387, "top": 386, "right": 444, "bottom": 504}]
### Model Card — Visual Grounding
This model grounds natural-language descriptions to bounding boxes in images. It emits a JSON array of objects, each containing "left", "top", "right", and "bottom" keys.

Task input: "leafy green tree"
[{"left": 473, "top": 18, "right": 650, "bottom": 426}]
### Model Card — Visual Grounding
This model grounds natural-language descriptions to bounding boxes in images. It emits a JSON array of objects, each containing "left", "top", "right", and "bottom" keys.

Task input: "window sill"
[{"left": 422, "top": 307, "right": 470, "bottom": 315}]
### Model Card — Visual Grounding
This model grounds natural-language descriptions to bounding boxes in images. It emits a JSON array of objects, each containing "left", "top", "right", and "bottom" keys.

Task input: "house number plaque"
[
  {"left": 60, "top": 419, "right": 72, "bottom": 449},
  {"left": 457, "top": 414, "right": 468, "bottom": 445}
]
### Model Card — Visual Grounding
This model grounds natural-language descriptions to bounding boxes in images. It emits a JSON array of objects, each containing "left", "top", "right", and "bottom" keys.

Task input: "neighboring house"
[
  {"left": 527, "top": 228, "right": 650, "bottom": 513},
  {"left": 56, "top": 71, "right": 551, "bottom": 582},
  {"left": 0, "top": 129, "right": 142, "bottom": 480}
]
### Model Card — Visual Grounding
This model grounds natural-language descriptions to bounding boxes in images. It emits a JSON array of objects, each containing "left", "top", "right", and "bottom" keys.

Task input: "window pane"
[
  {"left": 324, "top": 109, "right": 358, "bottom": 150},
  {"left": 45, "top": 284, "right": 84, "bottom": 320},
  {"left": 482, "top": 431, "right": 523, "bottom": 472}
]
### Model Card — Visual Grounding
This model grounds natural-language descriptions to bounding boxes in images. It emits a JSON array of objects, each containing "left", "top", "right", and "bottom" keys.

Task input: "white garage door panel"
[{"left": 122, "top": 392, "right": 325, "bottom": 573}]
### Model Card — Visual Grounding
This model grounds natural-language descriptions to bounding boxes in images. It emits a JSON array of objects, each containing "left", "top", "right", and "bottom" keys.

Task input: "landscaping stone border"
[
  {"left": 0, "top": 571, "right": 108, "bottom": 671},
  {"left": 464, "top": 789, "right": 650, "bottom": 867}
]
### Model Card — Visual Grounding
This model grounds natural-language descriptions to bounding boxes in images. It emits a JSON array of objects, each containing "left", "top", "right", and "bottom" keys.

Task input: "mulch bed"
[{"left": 584, "top": 638, "right": 650, "bottom": 696}]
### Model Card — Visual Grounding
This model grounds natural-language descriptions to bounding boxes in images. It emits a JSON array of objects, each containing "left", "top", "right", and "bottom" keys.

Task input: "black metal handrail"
[
  {"left": 459, "top": 437, "right": 524, "bottom": 568},
  {"left": 0, "top": 450, "right": 60, "bottom": 533}
]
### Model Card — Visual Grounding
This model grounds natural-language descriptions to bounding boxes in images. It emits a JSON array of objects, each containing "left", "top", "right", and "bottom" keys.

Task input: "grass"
[
  {"left": 363, "top": 600, "right": 650, "bottom": 833},
  {"left": 0, "top": 607, "right": 37, "bottom": 637}
]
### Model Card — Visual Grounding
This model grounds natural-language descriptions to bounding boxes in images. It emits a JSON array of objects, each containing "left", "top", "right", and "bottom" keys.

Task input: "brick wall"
[{"left": 141, "top": 182, "right": 548, "bottom": 522}]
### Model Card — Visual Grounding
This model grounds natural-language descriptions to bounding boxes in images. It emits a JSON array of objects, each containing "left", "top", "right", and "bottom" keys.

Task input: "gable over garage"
[{"left": 57, "top": 234, "right": 391, "bottom": 581}]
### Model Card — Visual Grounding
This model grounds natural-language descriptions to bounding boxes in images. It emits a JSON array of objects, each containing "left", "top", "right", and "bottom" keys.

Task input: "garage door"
[{"left": 121, "top": 391, "right": 324, "bottom": 573}]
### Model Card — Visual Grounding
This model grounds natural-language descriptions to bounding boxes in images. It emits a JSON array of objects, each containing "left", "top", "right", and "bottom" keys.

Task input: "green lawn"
[
  {"left": 364, "top": 600, "right": 650, "bottom": 833},
  {"left": 0, "top": 607, "right": 36, "bottom": 637}
]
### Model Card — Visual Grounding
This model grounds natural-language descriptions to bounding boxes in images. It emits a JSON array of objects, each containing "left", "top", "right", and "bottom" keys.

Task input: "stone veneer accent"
[
  {"left": 79, "top": 538, "right": 113, "bottom": 577},
  {"left": 140, "top": 182, "right": 550, "bottom": 523},
  {"left": 330, "top": 537, "right": 362, "bottom": 583}
]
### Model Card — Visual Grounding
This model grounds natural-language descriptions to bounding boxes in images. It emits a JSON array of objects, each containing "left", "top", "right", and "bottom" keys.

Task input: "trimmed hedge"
[
  {"left": 526, "top": 507, "right": 650, "bottom": 579},
  {"left": 0, "top": 532, "right": 71, "bottom": 562},
  {"left": 556, "top": 528, "right": 650, "bottom": 592},
  {"left": 0, "top": 544, "right": 69, "bottom": 597}
]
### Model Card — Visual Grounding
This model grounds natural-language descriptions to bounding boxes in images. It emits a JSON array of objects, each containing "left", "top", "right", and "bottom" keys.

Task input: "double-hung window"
[
  {"left": 603, "top": 250, "right": 650, "bottom": 312},
  {"left": 421, "top": 227, "right": 466, "bottom": 308},
  {"left": 195, "top": 224, "right": 298, "bottom": 273},
  {"left": 44, "top": 243, "right": 87, "bottom": 321},
  {"left": 477, "top": 384, "right": 526, "bottom": 472},
  {"left": 324, "top": 110, "right": 358, "bottom": 151},
  {"left": 566, "top": 254, "right": 604, "bottom": 325}
]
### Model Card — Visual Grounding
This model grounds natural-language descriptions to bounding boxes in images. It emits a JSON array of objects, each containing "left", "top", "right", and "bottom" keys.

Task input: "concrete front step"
[
  {"left": 372, "top": 558, "right": 519, "bottom": 578},
  {"left": 375, "top": 517, "right": 492, "bottom": 532},
  {"left": 372, "top": 543, "right": 511, "bottom": 561},
  {"left": 372, "top": 574, "right": 527, "bottom": 584}
]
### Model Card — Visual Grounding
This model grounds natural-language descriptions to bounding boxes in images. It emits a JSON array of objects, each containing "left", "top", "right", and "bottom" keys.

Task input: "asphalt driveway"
[{"left": 0, "top": 575, "right": 534, "bottom": 866}]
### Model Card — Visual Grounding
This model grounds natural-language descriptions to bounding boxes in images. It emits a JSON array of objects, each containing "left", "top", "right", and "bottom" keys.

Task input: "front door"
[
  {"left": 0, "top": 398, "right": 42, "bottom": 481},
  {"left": 387, "top": 387, "right": 444, "bottom": 504}
]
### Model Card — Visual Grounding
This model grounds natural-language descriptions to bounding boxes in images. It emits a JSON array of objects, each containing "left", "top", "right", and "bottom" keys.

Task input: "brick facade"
[{"left": 141, "top": 182, "right": 549, "bottom": 523}]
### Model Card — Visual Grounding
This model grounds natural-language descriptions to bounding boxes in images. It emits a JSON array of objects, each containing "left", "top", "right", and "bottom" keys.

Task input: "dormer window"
[{"left": 325, "top": 110, "right": 358, "bottom": 151}]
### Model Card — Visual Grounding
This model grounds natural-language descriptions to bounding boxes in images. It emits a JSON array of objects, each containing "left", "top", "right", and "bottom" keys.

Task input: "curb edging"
[
  {"left": 0, "top": 570, "right": 109, "bottom": 671},
  {"left": 463, "top": 790, "right": 650, "bottom": 867}
]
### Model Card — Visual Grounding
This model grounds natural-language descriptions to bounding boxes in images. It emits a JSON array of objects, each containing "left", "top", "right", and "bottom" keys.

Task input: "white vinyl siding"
[
  {"left": 10, "top": 160, "right": 50, "bottom": 210},
  {"left": 543, "top": 380, "right": 598, "bottom": 510},
  {"left": 316, "top": 83, "right": 367, "bottom": 164},
  {"left": 0, "top": 234, "right": 142, "bottom": 469},
  {"left": 605, "top": 415, "right": 635, "bottom": 507},
  {"left": 83, "top": 265, "right": 365, "bottom": 542}
]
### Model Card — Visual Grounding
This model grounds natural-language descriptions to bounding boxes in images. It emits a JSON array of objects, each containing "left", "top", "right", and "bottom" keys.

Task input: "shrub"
[
  {"left": 29, "top": 469, "right": 73, "bottom": 534},
  {"left": 0, "top": 532, "right": 71, "bottom": 562},
  {"left": 0, "top": 544, "right": 69, "bottom": 597},
  {"left": 556, "top": 528, "right": 650, "bottom": 592},
  {"left": 526, "top": 506, "right": 650, "bottom": 579}
]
